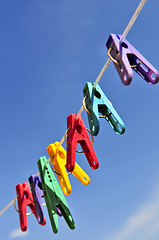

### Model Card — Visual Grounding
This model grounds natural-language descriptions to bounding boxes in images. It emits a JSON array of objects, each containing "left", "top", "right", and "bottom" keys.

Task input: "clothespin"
[
  {"left": 106, "top": 34, "right": 159, "bottom": 85},
  {"left": 46, "top": 141, "right": 91, "bottom": 195},
  {"left": 28, "top": 175, "right": 46, "bottom": 225},
  {"left": 66, "top": 114, "right": 99, "bottom": 172},
  {"left": 83, "top": 82, "right": 125, "bottom": 136},
  {"left": 37, "top": 156, "right": 75, "bottom": 234},
  {"left": 16, "top": 182, "right": 41, "bottom": 232}
]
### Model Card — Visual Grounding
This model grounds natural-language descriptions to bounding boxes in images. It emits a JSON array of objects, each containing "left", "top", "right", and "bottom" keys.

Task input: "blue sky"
[{"left": 1, "top": 0, "right": 159, "bottom": 239}]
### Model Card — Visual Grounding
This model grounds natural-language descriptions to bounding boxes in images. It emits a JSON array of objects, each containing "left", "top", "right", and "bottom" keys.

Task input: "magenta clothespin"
[
  {"left": 28, "top": 175, "right": 46, "bottom": 225},
  {"left": 106, "top": 34, "right": 159, "bottom": 85}
]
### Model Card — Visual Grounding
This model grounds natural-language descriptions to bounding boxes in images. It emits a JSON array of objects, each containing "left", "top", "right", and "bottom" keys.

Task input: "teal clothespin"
[
  {"left": 83, "top": 82, "right": 125, "bottom": 136},
  {"left": 37, "top": 156, "right": 75, "bottom": 234}
]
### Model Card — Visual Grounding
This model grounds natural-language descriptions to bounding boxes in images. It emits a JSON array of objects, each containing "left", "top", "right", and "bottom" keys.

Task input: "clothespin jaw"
[
  {"left": 83, "top": 82, "right": 125, "bottom": 136},
  {"left": 66, "top": 114, "right": 99, "bottom": 172},
  {"left": 47, "top": 141, "right": 91, "bottom": 195},
  {"left": 28, "top": 175, "right": 46, "bottom": 225},
  {"left": 72, "top": 162, "right": 91, "bottom": 186},
  {"left": 37, "top": 156, "right": 75, "bottom": 234},
  {"left": 106, "top": 34, "right": 159, "bottom": 85},
  {"left": 16, "top": 182, "right": 38, "bottom": 232}
]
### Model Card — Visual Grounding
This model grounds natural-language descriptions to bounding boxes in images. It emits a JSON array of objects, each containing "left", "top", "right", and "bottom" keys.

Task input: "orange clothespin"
[{"left": 47, "top": 141, "right": 90, "bottom": 195}]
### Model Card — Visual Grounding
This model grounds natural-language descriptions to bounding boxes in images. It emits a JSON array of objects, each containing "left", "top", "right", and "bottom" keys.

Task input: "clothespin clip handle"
[{"left": 38, "top": 156, "right": 75, "bottom": 233}]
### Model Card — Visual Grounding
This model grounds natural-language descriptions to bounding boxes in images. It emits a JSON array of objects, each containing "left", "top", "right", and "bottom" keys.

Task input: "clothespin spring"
[
  {"left": 50, "top": 160, "right": 71, "bottom": 176},
  {"left": 108, "top": 47, "right": 141, "bottom": 68},
  {"left": 83, "top": 95, "right": 112, "bottom": 119},
  {"left": 14, "top": 191, "right": 46, "bottom": 216},
  {"left": 64, "top": 126, "right": 94, "bottom": 153},
  {"left": 14, "top": 197, "right": 32, "bottom": 216}
]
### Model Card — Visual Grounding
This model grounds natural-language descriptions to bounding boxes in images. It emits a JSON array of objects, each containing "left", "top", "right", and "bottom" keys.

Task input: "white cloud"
[
  {"left": 9, "top": 228, "right": 29, "bottom": 239},
  {"left": 103, "top": 187, "right": 159, "bottom": 240}
]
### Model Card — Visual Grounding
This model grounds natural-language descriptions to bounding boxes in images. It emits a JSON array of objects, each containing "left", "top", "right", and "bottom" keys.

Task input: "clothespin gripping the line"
[
  {"left": 16, "top": 182, "right": 45, "bottom": 232},
  {"left": 47, "top": 143, "right": 72, "bottom": 196},
  {"left": 106, "top": 34, "right": 159, "bottom": 85},
  {"left": 83, "top": 82, "right": 125, "bottom": 136},
  {"left": 93, "top": 0, "right": 148, "bottom": 88},
  {"left": 47, "top": 141, "right": 91, "bottom": 195},
  {"left": 28, "top": 175, "right": 46, "bottom": 225},
  {"left": 66, "top": 114, "right": 99, "bottom": 172},
  {"left": 38, "top": 156, "right": 75, "bottom": 234}
]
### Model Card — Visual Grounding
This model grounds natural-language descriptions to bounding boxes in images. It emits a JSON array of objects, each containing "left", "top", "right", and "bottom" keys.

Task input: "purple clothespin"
[
  {"left": 106, "top": 34, "right": 159, "bottom": 85},
  {"left": 29, "top": 175, "right": 62, "bottom": 224},
  {"left": 29, "top": 175, "right": 46, "bottom": 225}
]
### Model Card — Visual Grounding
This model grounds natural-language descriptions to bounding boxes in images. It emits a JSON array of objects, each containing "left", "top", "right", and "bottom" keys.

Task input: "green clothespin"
[{"left": 37, "top": 156, "right": 75, "bottom": 234}]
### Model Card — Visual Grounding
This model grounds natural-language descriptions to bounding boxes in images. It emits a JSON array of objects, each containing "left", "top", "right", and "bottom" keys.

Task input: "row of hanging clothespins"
[
  {"left": 1, "top": 0, "right": 159, "bottom": 235},
  {"left": 13, "top": 31, "right": 159, "bottom": 233}
]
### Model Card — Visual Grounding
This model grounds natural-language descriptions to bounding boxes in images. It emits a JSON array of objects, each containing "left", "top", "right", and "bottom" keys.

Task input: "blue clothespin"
[
  {"left": 37, "top": 156, "right": 75, "bottom": 234},
  {"left": 83, "top": 82, "right": 125, "bottom": 136}
]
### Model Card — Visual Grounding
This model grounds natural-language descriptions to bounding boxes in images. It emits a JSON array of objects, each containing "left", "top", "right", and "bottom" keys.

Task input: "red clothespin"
[
  {"left": 16, "top": 182, "right": 41, "bottom": 232},
  {"left": 66, "top": 114, "right": 99, "bottom": 172}
]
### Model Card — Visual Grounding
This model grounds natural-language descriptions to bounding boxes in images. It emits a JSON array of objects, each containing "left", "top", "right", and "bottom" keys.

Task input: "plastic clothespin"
[
  {"left": 83, "top": 82, "right": 125, "bottom": 136},
  {"left": 66, "top": 114, "right": 99, "bottom": 172},
  {"left": 106, "top": 34, "right": 159, "bottom": 85},
  {"left": 46, "top": 141, "right": 91, "bottom": 195},
  {"left": 28, "top": 175, "right": 46, "bottom": 225},
  {"left": 37, "top": 156, "right": 75, "bottom": 234},
  {"left": 16, "top": 182, "right": 41, "bottom": 232}
]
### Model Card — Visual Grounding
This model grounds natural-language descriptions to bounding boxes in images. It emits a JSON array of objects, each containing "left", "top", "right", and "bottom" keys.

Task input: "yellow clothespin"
[{"left": 46, "top": 141, "right": 90, "bottom": 195}]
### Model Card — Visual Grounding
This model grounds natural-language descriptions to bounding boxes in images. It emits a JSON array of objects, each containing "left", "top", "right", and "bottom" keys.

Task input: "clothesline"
[{"left": 0, "top": 0, "right": 147, "bottom": 217}]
